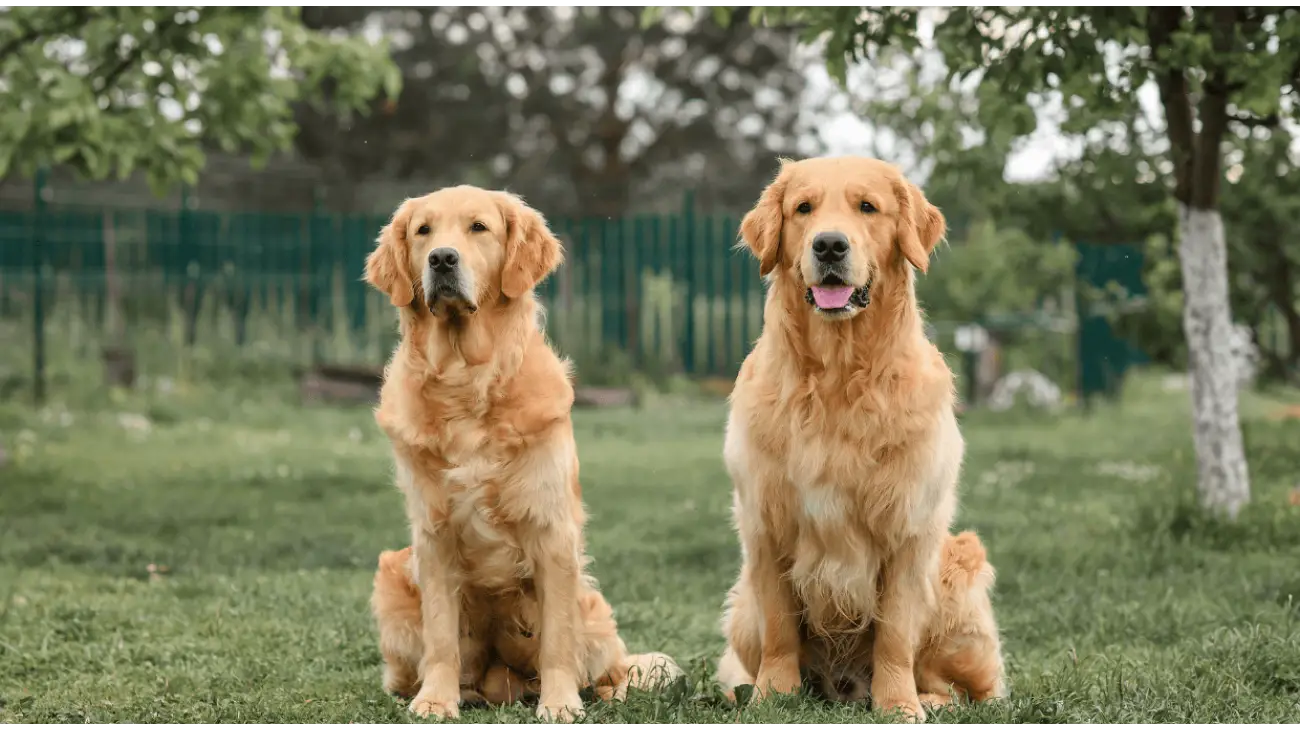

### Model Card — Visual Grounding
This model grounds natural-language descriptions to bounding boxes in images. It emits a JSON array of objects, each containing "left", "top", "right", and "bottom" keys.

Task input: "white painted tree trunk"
[{"left": 1177, "top": 204, "right": 1250, "bottom": 519}]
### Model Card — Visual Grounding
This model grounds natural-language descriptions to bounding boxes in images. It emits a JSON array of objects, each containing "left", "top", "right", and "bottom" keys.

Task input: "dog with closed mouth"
[{"left": 363, "top": 185, "right": 680, "bottom": 721}]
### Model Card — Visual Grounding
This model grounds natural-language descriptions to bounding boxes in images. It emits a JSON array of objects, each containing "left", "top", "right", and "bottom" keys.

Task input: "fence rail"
[
  {"left": 0, "top": 174, "right": 1146, "bottom": 405},
  {"left": 0, "top": 182, "right": 783, "bottom": 400}
]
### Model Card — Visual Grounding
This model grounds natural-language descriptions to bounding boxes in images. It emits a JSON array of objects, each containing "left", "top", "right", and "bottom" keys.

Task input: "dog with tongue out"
[{"left": 719, "top": 156, "right": 963, "bottom": 724}]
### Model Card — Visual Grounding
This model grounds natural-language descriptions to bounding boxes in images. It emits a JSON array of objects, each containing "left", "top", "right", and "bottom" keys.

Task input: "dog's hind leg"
[
  {"left": 372, "top": 549, "right": 424, "bottom": 698},
  {"left": 718, "top": 574, "right": 762, "bottom": 701}
]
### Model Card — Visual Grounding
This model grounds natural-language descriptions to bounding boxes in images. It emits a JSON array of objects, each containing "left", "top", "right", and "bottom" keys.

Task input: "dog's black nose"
[
  {"left": 812, "top": 232, "right": 850, "bottom": 263},
  {"left": 427, "top": 247, "right": 459, "bottom": 272}
]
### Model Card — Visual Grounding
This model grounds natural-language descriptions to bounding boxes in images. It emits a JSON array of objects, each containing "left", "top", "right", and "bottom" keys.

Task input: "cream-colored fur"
[
  {"left": 363, "top": 185, "right": 681, "bottom": 721},
  {"left": 716, "top": 157, "right": 1005, "bottom": 721},
  {"left": 372, "top": 548, "right": 682, "bottom": 707}
]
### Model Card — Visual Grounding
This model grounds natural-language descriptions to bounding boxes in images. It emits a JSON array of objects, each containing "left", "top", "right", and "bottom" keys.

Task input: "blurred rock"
[
  {"left": 987, "top": 370, "right": 1063, "bottom": 413},
  {"left": 117, "top": 413, "right": 153, "bottom": 435}
]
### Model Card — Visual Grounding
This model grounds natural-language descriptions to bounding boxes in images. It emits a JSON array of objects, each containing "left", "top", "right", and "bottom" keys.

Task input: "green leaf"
[
  {"left": 0, "top": 6, "right": 399, "bottom": 196},
  {"left": 52, "top": 144, "right": 77, "bottom": 163},
  {"left": 639, "top": 7, "right": 666, "bottom": 28},
  {"left": 382, "top": 63, "right": 403, "bottom": 102},
  {"left": 825, "top": 53, "right": 848, "bottom": 85}
]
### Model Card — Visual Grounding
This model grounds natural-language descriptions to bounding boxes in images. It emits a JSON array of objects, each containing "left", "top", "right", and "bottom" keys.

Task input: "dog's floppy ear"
[
  {"left": 892, "top": 178, "right": 946, "bottom": 274},
  {"left": 740, "top": 161, "right": 790, "bottom": 277},
  {"left": 497, "top": 192, "right": 563, "bottom": 299},
  {"left": 366, "top": 199, "right": 416, "bottom": 307}
]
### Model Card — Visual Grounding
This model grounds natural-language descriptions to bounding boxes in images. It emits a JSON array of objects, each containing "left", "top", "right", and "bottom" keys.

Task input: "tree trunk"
[{"left": 1177, "top": 204, "right": 1250, "bottom": 518}]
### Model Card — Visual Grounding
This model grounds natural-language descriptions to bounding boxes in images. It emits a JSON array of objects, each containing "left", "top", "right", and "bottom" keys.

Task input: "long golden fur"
[
  {"left": 372, "top": 547, "right": 681, "bottom": 707},
  {"left": 715, "top": 157, "right": 1005, "bottom": 721},
  {"left": 363, "top": 185, "right": 679, "bottom": 721}
]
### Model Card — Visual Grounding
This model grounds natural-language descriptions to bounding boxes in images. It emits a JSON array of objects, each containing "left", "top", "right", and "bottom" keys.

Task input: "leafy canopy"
[
  {"left": 0, "top": 7, "right": 400, "bottom": 194},
  {"left": 648, "top": 8, "right": 1300, "bottom": 207}
]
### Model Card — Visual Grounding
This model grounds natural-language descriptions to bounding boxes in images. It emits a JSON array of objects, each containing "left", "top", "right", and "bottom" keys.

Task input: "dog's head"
[
  {"left": 364, "top": 185, "right": 563, "bottom": 318},
  {"left": 740, "top": 156, "right": 945, "bottom": 321}
]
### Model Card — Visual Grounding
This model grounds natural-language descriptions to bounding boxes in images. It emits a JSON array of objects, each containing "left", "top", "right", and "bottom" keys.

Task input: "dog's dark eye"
[
  {"left": 470, "top": 221, "right": 488, "bottom": 233},
  {"left": 796, "top": 202, "right": 812, "bottom": 214},
  {"left": 860, "top": 201, "right": 877, "bottom": 214},
  {"left": 416, "top": 224, "right": 430, "bottom": 235}
]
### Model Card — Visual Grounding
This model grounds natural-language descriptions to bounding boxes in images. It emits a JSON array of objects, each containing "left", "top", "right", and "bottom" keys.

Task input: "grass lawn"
[{"left": 2, "top": 372, "right": 1300, "bottom": 723}]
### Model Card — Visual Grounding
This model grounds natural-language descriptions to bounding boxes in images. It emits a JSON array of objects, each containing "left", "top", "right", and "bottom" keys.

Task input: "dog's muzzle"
[
  {"left": 805, "top": 282, "right": 871, "bottom": 312},
  {"left": 423, "top": 247, "right": 477, "bottom": 315},
  {"left": 805, "top": 268, "right": 871, "bottom": 315},
  {"left": 805, "top": 232, "right": 871, "bottom": 315}
]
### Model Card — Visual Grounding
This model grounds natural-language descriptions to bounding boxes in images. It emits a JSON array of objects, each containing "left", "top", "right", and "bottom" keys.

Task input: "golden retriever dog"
[
  {"left": 715, "top": 156, "right": 1004, "bottom": 721},
  {"left": 363, "top": 185, "right": 680, "bottom": 721}
]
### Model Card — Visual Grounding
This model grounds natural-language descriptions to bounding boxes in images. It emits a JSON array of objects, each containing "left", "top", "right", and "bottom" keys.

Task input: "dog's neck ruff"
[
  {"left": 775, "top": 272, "right": 925, "bottom": 376},
  {"left": 400, "top": 295, "right": 538, "bottom": 381}
]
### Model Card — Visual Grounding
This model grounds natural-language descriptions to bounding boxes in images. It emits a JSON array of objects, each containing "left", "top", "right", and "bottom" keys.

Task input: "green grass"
[{"left": 2, "top": 372, "right": 1300, "bottom": 722}]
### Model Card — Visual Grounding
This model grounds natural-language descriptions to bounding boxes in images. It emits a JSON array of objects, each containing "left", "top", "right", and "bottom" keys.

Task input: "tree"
[
  {"left": 849, "top": 37, "right": 1299, "bottom": 388},
  {"left": 1220, "top": 127, "right": 1300, "bottom": 384},
  {"left": 0, "top": 7, "right": 400, "bottom": 194},
  {"left": 692, "top": 7, "right": 1300, "bottom": 519},
  {"left": 501, "top": 6, "right": 810, "bottom": 216},
  {"left": 843, "top": 57, "right": 1176, "bottom": 248},
  {"left": 295, "top": 7, "right": 815, "bottom": 216}
]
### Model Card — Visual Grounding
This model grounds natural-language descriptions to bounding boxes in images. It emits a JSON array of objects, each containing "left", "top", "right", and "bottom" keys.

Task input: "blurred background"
[
  {"left": 10, "top": 6, "right": 1295, "bottom": 407},
  {"left": 2, "top": 7, "right": 1299, "bottom": 723}
]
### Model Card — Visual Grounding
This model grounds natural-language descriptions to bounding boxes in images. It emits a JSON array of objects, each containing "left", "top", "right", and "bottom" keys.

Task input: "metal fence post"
[
  {"left": 310, "top": 187, "right": 326, "bottom": 366},
  {"left": 680, "top": 190, "right": 696, "bottom": 374},
  {"left": 32, "top": 168, "right": 48, "bottom": 405}
]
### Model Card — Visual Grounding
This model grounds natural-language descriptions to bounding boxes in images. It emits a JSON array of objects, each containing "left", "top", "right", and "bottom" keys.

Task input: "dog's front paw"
[
  {"left": 408, "top": 693, "right": 460, "bottom": 720},
  {"left": 752, "top": 657, "right": 801, "bottom": 702},
  {"left": 535, "top": 693, "right": 584, "bottom": 723},
  {"left": 877, "top": 696, "right": 925, "bottom": 724}
]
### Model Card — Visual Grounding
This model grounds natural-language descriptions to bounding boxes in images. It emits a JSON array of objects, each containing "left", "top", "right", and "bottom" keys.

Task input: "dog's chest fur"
[
  {"left": 729, "top": 340, "right": 961, "bottom": 633},
  {"left": 738, "top": 365, "right": 954, "bottom": 538},
  {"left": 377, "top": 337, "right": 578, "bottom": 594}
]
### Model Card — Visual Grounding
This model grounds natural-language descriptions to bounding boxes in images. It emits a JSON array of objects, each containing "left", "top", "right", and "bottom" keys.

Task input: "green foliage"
[
  {"left": 0, "top": 7, "right": 399, "bottom": 194},
  {"left": 1113, "top": 128, "right": 1300, "bottom": 380},
  {"left": 918, "top": 221, "right": 1077, "bottom": 327},
  {"left": 729, "top": 5, "right": 1297, "bottom": 384},
  {"left": 1107, "top": 233, "right": 1188, "bottom": 369}
]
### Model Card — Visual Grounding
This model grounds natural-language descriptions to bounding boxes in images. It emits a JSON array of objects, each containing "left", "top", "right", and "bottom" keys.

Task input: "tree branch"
[
  {"left": 93, "top": 16, "right": 179, "bottom": 93},
  {"left": 1146, "top": 7, "right": 1196, "bottom": 205},
  {"left": 1191, "top": 7, "right": 1238, "bottom": 209},
  {"left": 1228, "top": 111, "right": 1280, "bottom": 128}
]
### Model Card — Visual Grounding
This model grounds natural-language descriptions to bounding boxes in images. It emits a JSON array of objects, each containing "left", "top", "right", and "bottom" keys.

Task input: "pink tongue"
[{"left": 811, "top": 286, "right": 853, "bottom": 309}]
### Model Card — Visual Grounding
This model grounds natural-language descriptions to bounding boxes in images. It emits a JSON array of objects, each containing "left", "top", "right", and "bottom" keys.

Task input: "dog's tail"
[
  {"left": 371, "top": 547, "right": 423, "bottom": 697},
  {"left": 939, "top": 531, "right": 993, "bottom": 591}
]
